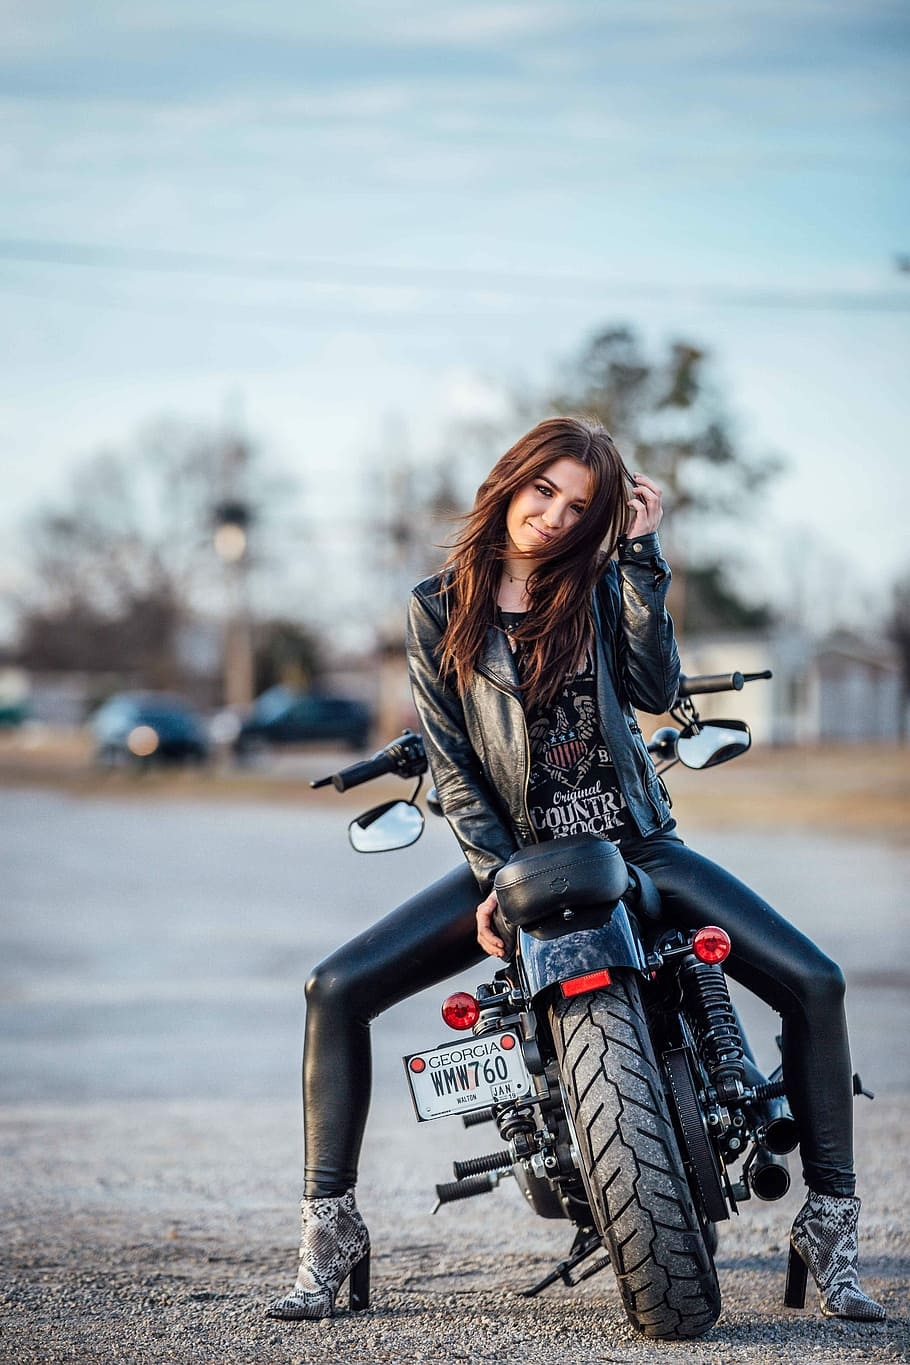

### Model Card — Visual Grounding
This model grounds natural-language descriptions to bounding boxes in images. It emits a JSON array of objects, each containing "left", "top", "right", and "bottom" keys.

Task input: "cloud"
[{"left": 381, "top": 2, "right": 571, "bottom": 46}]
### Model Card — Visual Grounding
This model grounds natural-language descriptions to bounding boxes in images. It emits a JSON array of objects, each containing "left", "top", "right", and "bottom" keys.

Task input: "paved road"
[{"left": 0, "top": 788, "right": 907, "bottom": 1363}]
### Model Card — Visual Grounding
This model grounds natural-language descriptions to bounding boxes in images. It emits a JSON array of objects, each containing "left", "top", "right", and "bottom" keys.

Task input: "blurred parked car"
[
  {"left": 0, "top": 667, "right": 28, "bottom": 727},
  {"left": 90, "top": 692, "right": 211, "bottom": 768},
  {"left": 233, "top": 686, "right": 372, "bottom": 757},
  {"left": 0, "top": 699, "right": 27, "bottom": 727}
]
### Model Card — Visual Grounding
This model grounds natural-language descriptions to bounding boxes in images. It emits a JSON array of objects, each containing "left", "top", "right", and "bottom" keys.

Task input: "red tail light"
[
  {"left": 692, "top": 926, "right": 731, "bottom": 964},
  {"left": 441, "top": 992, "right": 480, "bottom": 1030},
  {"left": 559, "top": 968, "right": 612, "bottom": 999}
]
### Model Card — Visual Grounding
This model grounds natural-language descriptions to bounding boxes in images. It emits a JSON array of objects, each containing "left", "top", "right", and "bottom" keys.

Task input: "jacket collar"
[
  {"left": 477, "top": 621, "right": 522, "bottom": 694},
  {"left": 477, "top": 584, "right": 611, "bottom": 699}
]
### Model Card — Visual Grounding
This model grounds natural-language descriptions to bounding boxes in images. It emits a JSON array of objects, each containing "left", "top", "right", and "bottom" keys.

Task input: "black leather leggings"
[{"left": 302, "top": 834, "right": 855, "bottom": 1199}]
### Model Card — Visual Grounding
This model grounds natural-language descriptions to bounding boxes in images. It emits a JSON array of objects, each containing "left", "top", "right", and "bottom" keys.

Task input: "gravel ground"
[
  {"left": 1, "top": 1094, "right": 906, "bottom": 1363},
  {"left": 0, "top": 784, "right": 907, "bottom": 1364}
]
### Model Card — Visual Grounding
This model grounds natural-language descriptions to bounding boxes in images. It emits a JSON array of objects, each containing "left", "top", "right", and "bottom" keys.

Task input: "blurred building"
[
  {"left": 680, "top": 629, "right": 904, "bottom": 744},
  {"left": 11, "top": 622, "right": 906, "bottom": 747},
  {"left": 18, "top": 617, "right": 225, "bottom": 725},
  {"left": 812, "top": 633, "right": 905, "bottom": 742}
]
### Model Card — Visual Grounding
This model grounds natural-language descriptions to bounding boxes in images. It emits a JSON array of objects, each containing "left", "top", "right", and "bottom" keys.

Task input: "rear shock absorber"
[{"left": 678, "top": 957, "right": 746, "bottom": 1104}]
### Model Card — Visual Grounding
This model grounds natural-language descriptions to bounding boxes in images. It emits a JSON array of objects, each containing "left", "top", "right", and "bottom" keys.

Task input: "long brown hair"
[{"left": 437, "top": 416, "right": 634, "bottom": 708}]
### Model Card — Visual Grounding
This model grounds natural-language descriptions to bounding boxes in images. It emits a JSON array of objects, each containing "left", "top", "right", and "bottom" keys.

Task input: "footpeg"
[
  {"left": 461, "top": 1107, "right": 496, "bottom": 1128},
  {"left": 432, "top": 1169, "right": 511, "bottom": 1212},
  {"left": 453, "top": 1151, "right": 513, "bottom": 1180}
]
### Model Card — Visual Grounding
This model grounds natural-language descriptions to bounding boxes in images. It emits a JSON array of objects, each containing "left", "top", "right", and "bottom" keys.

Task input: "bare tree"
[
  {"left": 13, "top": 416, "right": 296, "bottom": 697},
  {"left": 550, "top": 327, "right": 784, "bottom": 577},
  {"left": 413, "top": 325, "right": 785, "bottom": 635}
]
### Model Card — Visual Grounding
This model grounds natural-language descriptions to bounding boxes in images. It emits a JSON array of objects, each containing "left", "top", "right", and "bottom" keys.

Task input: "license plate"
[{"left": 403, "top": 1031, "right": 532, "bottom": 1121}]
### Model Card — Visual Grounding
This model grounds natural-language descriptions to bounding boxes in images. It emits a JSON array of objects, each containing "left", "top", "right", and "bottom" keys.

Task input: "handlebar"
[
  {"left": 678, "top": 670, "right": 772, "bottom": 697},
  {"left": 312, "top": 669, "right": 773, "bottom": 792},
  {"left": 317, "top": 751, "right": 397, "bottom": 793},
  {"left": 311, "top": 730, "right": 427, "bottom": 792}
]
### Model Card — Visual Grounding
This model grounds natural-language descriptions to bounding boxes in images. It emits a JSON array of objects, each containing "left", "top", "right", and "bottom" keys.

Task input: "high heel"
[
  {"left": 784, "top": 1243, "right": 808, "bottom": 1308},
  {"left": 348, "top": 1248, "right": 371, "bottom": 1312},
  {"left": 266, "top": 1189, "right": 371, "bottom": 1321},
  {"left": 786, "top": 1192, "right": 885, "bottom": 1320}
]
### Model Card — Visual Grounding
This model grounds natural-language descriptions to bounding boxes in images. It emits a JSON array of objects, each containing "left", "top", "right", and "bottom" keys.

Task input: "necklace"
[{"left": 504, "top": 568, "right": 530, "bottom": 584}]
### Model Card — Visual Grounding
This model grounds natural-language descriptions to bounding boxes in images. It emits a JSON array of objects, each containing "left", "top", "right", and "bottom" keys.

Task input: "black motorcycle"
[{"left": 312, "top": 670, "right": 866, "bottom": 1341}]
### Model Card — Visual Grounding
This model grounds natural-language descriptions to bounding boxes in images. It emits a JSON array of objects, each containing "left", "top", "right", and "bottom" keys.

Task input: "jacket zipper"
[
  {"left": 634, "top": 734, "right": 666, "bottom": 822},
  {"left": 593, "top": 609, "right": 665, "bottom": 829},
  {"left": 475, "top": 666, "right": 537, "bottom": 843}
]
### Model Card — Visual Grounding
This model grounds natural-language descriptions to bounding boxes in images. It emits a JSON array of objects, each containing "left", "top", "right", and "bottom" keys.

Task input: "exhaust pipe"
[
  {"left": 741, "top": 1056, "right": 799, "bottom": 1154},
  {"left": 746, "top": 1145, "right": 791, "bottom": 1201},
  {"left": 758, "top": 1109, "right": 799, "bottom": 1155}
]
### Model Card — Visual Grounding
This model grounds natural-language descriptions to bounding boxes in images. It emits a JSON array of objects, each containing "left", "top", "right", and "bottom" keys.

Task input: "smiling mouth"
[{"left": 529, "top": 523, "right": 554, "bottom": 542}]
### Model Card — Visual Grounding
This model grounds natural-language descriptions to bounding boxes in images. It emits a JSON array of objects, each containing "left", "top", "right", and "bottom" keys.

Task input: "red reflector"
[
  {"left": 692, "top": 926, "right": 731, "bottom": 964},
  {"left": 560, "top": 968, "right": 612, "bottom": 999},
  {"left": 441, "top": 991, "right": 480, "bottom": 1030}
]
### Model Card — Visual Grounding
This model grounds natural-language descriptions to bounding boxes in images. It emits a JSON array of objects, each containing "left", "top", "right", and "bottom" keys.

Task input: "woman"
[{"left": 268, "top": 416, "right": 884, "bottom": 1324}]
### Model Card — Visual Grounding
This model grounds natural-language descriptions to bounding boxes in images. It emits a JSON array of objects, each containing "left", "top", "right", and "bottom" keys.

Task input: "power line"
[
  {"left": 1, "top": 236, "right": 908, "bottom": 314},
  {"left": 3, "top": 271, "right": 908, "bottom": 344}
]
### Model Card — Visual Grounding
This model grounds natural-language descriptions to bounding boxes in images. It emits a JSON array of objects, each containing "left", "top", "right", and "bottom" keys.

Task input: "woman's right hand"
[
  {"left": 476, "top": 890, "right": 506, "bottom": 959},
  {"left": 626, "top": 473, "right": 664, "bottom": 537}
]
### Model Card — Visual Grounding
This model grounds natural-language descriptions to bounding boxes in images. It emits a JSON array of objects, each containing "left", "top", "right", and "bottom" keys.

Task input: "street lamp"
[
  {"left": 213, "top": 499, "right": 254, "bottom": 708},
  {"left": 213, "top": 502, "right": 248, "bottom": 564}
]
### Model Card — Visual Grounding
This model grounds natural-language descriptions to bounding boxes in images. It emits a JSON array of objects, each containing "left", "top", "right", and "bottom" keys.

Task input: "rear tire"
[{"left": 550, "top": 974, "right": 721, "bottom": 1340}]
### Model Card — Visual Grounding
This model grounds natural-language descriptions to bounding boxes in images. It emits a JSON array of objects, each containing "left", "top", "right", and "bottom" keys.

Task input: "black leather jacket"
[{"left": 406, "top": 532, "right": 681, "bottom": 894}]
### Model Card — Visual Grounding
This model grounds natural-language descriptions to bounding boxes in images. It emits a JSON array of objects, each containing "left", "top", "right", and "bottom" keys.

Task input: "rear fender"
[{"left": 519, "top": 900, "right": 648, "bottom": 1002}]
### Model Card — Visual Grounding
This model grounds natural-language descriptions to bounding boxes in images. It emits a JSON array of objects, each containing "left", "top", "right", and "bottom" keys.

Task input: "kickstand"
[{"left": 521, "top": 1229, "right": 610, "bottom": 1297}]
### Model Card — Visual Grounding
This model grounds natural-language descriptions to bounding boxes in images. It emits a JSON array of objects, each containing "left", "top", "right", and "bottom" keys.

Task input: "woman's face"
[{"left": 505, "top": 457, "right": 593, "bottom": 558}]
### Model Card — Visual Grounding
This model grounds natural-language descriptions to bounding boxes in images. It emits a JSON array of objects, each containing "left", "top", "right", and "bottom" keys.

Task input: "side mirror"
[
  {"left": 348, "top": 799, "right": 425, "bottom": 853},
  {"left": 676, "top": 719, "right": 751, "bottom": 770}
]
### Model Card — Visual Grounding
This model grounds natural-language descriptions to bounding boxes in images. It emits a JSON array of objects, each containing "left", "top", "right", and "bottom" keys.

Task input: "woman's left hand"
[
  {"left": 627, "top": 473, "right": 664, "bottom": 537},
  {"left": 476, "top": 890, "right": 506, "bottom": 959}
]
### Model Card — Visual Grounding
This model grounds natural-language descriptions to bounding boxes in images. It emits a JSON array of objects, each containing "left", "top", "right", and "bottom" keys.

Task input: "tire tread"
[{"left": 551, "top": 975, "right": 720, "bottom": 1340}]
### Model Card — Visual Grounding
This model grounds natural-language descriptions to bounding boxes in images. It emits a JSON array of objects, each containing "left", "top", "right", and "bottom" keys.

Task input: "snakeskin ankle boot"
[
  {"left": 785, "top": 1192, "right": 885, "bottom": 1320},
  {"left": 266, "top": 1189, "right": 371, "bottom": 1321}
]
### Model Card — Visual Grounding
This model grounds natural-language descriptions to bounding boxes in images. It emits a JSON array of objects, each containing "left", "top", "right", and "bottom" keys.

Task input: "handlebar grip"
[
  {"left": 678, "top": 672, "right": 744, "bottom": 697},
  {"left": 328, "top": 752, "right": 396, "bottom": 792},
  {"left": 311, "top": 730, "right": 428, "bottom": 791}
]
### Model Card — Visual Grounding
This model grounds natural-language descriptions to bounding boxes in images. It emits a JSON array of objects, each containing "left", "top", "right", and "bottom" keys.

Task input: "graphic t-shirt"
[{"left": 500, "top": 611, "right": 635, "bottom": 847}]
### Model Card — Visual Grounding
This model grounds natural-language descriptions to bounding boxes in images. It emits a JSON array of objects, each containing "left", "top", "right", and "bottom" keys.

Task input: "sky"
[{"left": 2, "top": 0, "right": 908, "bottom": 643}]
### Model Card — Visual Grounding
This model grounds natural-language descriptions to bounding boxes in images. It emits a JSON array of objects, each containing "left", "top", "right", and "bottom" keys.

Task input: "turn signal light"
[
  {"left": 692, "top": 926, "right": 731, "bottom": 965},
  {"left": 441, "top": 992, "right": 480, "bottom": 1030},
  {"left": 559, "top": 968, "right": 612, "bottom": 999}
]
